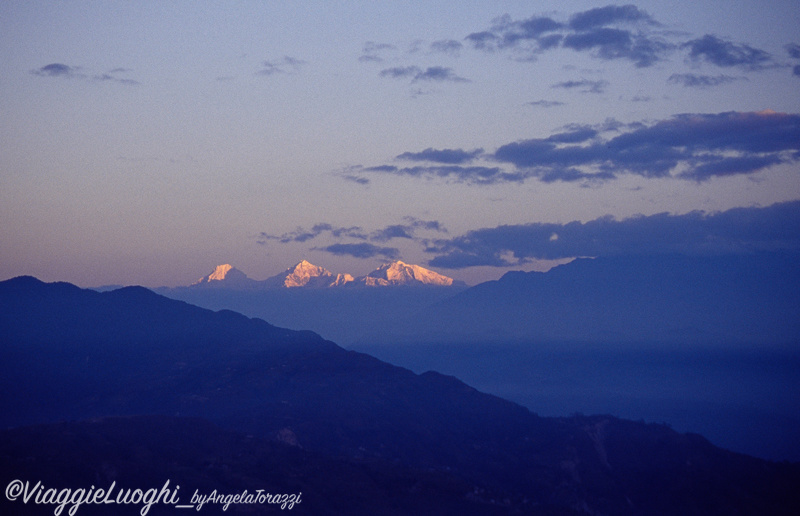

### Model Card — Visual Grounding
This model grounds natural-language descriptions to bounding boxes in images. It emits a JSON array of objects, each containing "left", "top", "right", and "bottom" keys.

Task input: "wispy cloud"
[
  {"left": 370, "top": 217, "right": 448, "bottom": 242},
  {"left": 93, "top": 72, "right": 140, "bottom": 85},
  {"left": 465, "top": 14, "right": 564, "bottom": 52},
  {"left": 430, "top": 39, "right": 463, "bottom": 56},
  {"left": 379, "top": 65, "right": 469, "bottom": 83},
  {"left": 667, "top": 73, "right": 743, "bottom": 88},
  {"left": 786, "top": 43, "right": 800, "bottom": 77},
  {"left": 551, "top": 79, "right": 608, "bottom": 93},
  {"left": 259, "top": 218, "right": 447, "bottom": 251},
  {"left": 351, "top": 110, "right": 800, "bottom": 185},
  {"left": 493, "top": 110, "right": 799, "bottom": 182},
  {"left": 359, "top": 41, "right": 395, "bottom": 62},
  {"left": 31, "top": 63, "right": 80, "bottom": 78},
  {"left": 313, "top": 243, "right": 400, "bottom": 260},
  {"left": 342, "top": 174, "right": 370, "bottom": 185},
  {"left": 361, "top": 164, "right": 516, "bottom": 185},
  {"left": 562, "top": 28, "right": 670, "bottom": 68},
  {"left": 463, "top": 6, "right": 785, "bottom": 75},
  {"left": 396, "top": 147, "right": 483, "bottom": 164},
  {"left": 31, "top": 63, "right": 140, "bottom": 85},
  {"left": 681, "top": 35, "right": 773, "bottom": 70},
  {"left": 466, "top": 6, "right": 670, "bottom": 67},
  {"left": 257, "top": 56, "right": 306, "bottom": 76},
  {"left": 426, "top": 201, "right": 800, "bottom": 268},
  {"left": 378, "top": 66, "right": 419, "bottom": 79},
  {"left": 258, "top": 224, "right": 367, "bottom": 244},
  {"left": 568, "top": 4, "right": 660, "bottom": 30},
  {"left": 528, "top": 100, "right": 565, "bottom": 108}
]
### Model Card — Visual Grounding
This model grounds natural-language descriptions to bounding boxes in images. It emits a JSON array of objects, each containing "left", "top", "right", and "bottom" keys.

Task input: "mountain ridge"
[
  {"left": 152, "top": 251, "right": 800, "bottom": 346},
  {"left": 186, "top": 259, "right": 462, "bottom": 289},
  {"left": 362, "top": 260, "right": 459, "bottom": 287},
  {"left": 404, "top": 251, "right": 800, "bottom": 345},
  {"left": 263, "top": 260, "right": 356, "bottom": 288},
  {"left": 3, "top": 275, "right": 800, "bottom": 515}
]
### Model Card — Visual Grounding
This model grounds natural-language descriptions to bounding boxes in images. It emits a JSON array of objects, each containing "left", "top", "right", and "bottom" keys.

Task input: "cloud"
[
  {"left": 416, "top": 66, "right": 469, "bottom": 82},
  {"left": 470, "top": 14, "right": 564, "bottom": 51},
  {"left": 371, "top": 225, "right": 414, "bottom": 242},
  {"left": 259, "top": 224, "right": 367, "bottom": 244},
  {"left": 426, "top": 201, "right": 800, "bottom": 268},
  {"left": 546, "top": 126, "right": 598, "bottom": 143},
  {"left": 564, "top": 28, "right": 670, "bottom": 67},
  {"left": 494, "top": 110, "right": 800, "bottom": 182},
  {"left": 93, "top": 72, "right": 140, "bottom": 86},
  {"left": 396, "top": 147, "right": 483, "bottom": 164},
  {"left": 568, "top": 4, "right": 658, "bottom": 30},
  {"left": 342, "top": 174, "right": 370, "bottom": 185},
  {"left": 370, "top": 218, "right": 448, "bottom": 242},
  {"left": 356, "top": 110, "right": 800, "bottom": 185},
  {"left": 407, "top": 218, "right": 447, "bottom": 232},
  {"left": 379, "top": 66, "right": 420, "bottom": 79},
  {"left": 379, "top": 65, "right": 468, "bottom": 83},
  {"left": 466, "top": 7, "right": 669, "bottom": 67},
  {"left": 551, "top": 79, "right": 608, "bottom": 93},
  {"left": 257, "top": 56, "right": 305, "bottom": 76},
  {"left": 430, "top": 39, "right": 463, "bottom": 56},
  {"left": 362, "top": 164, "right": 520, "bottom": 185},
  {"left": 684, "top": 155, "right": 785, "bottom": 180},
  {"left": 682, "top": 35, "right": 772, "bottom": 70},
  {"left": 359, "top": 41, "right": 395, "bottom": 62},
  {"left": 787, "top": 44, "right": 800, "bottom": 77},
  {"left": 528, "top": 100, "right": 565, "bottom": 108},
  {"left": 31, "top": 64, "right": 139, "bottom": 85},
  {"left": 31, "top": 63, "right": 80, "bottom": 77},
  {"left": 259, "top": 218, "right": 447, "bottom": 252},
  {"left": 464, "top": 31, "right": 499, "bottom": 51},
  {"left": 463, "top": 6, "right": 797, "bottom": 72},
  {"left": 314, "top": 243, "right": 400, "bottom": 260},
  {"left": 667, "top": 73, "right": 743, "bottom": 88}
]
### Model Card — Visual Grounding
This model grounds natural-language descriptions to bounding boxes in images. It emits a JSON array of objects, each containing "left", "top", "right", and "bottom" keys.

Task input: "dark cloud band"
[
  {"left": 31, "top": 63, "right": 139, "bottom": 85},
  {"left": 356, "top": 111, "right": 800, "bottom": 185},
  {"left": 427, "top": 201, "right": 800, "bottom": 268},
  {"left": 314, "top": 243, "right": 400, "bottom": 260}
]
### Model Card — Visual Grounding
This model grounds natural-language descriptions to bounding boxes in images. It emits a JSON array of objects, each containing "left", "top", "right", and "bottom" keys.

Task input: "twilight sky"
[{"left": 2, "top": 1, "right": 799, "bottom": 287}]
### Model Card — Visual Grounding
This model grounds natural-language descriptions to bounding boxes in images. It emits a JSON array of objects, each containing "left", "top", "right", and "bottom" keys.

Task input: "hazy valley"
[
  {"left": 2, "top": 272, "right": 800, "bottom": 515},
  {"left": 152, "top": 252, "right": 800, "bottom": 462}
]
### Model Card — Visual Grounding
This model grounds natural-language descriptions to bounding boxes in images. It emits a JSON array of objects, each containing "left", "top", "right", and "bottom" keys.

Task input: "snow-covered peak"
[
  {"left": 208, "top": 264, "right": 235, "bottom": 281},
  {"left": 284, "top": 260, "right": 332, "bottom": 287},
  {"left": 187, "top": 260, "right": 457, "bottom": 289},
  {"left": 192, "top": 264, "right": 253, "bottom": 287},
  {"left": 265, "top": 260, "right": 354, "bottom": 288},
  {"left": 361, "top": 261, "right": 454, "bottom": 287}
]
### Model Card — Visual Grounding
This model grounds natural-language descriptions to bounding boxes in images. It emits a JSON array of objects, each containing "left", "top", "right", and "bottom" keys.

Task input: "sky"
[{"left": 1, "top": 1, "right": 799, "bottom": 287}]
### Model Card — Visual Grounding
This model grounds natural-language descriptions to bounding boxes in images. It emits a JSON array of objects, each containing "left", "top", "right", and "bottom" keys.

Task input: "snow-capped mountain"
[
  {"left": 187, "top": 260, "right": 459, "bottom": 289},
  {"left": 262, "top": 260, "right": 354, "bottom": 288},
  {"left": 357, "top": 260, "right": 458, "bottom": 287},
  {"left": 191, "top": 264, "right": 257, "bottom": 288}
]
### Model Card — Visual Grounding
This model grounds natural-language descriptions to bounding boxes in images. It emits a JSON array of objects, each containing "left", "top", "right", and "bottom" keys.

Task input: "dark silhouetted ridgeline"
[{"left": 1, "top": 275, "right": 799, "bottom": 515}]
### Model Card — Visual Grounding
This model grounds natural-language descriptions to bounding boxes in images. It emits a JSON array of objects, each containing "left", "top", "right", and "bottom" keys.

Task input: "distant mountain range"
[
  {"left": 409, "top": 251, "right": 800, "bottom": 345},
  {"left": 158, "top": 251, "right": 800, "bottom": 346},
  {"left": 2, "top": 275, "right": 799, "bottom": 515},
  {"left": 189, "top": 260, "right": 462, "bottom": 289}
]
